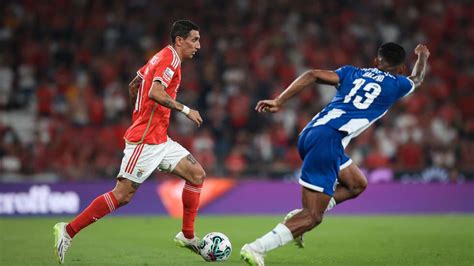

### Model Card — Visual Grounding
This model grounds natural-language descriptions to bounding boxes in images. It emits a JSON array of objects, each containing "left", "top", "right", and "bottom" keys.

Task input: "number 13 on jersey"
[
  {"left": 343, "top": 78, "right": 381, "bottom": 109},
  {"left": 309, "top": 78, "right": 383, "bottom": 135}
]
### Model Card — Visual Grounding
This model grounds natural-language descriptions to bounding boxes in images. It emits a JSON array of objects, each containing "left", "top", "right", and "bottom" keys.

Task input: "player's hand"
[
  {"left": 186, "top": 109, "right": 203, "bottom": 127},
  {"left": 255, "top": 99, "right": 281, "bottom": 113},
  {"left": 414, "top": 44, "right": 430, "bottom": 59}
]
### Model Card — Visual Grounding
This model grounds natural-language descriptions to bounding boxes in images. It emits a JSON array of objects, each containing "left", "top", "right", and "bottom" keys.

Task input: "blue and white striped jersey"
[{"left": 303, "top": 65, "right": 415, "bottom": 147}]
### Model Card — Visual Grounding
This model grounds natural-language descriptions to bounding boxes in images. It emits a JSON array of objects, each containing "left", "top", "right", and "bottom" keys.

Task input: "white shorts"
[{"left": 117, "top": 137, "right": 190, "bottom": 183}]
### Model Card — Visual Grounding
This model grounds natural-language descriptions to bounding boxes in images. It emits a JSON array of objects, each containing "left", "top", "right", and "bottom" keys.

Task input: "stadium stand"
[{"left": 0, "top": 0, "right": 472, "bottom": 182}]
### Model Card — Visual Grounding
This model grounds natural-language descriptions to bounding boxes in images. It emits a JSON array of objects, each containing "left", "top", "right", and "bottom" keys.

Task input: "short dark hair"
[
  {"left": 170, "top": 20, "right": 199, "bottom": 45},
  {"left": 378, "top": 42, "right": 406, "bottom": 66}
]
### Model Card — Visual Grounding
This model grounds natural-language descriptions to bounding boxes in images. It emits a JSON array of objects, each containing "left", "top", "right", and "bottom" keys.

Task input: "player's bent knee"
[
  {"left": 113, "top": 177, "right": 139, "bottom": 206},
  {"left": 309, "top": 214, "right": 323, "bottom": 229},
  {"left": 112, "top": 190, "right": 135, "bottom": 206},
  {"left": 358, "top": 177, "right": 368, "bottom": 192},
  {"left": 352, "top": 177, "right": 368, "bottom": 197},
  {"left": 119, "top": 196, "right": 132, "bottom": 206},
  {"left": 190, "top": 169, "right": 206, "bottom": 185}
]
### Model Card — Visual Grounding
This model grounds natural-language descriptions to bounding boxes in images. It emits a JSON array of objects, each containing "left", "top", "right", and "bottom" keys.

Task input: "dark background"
[{"left": 0, "top": 0, "right": 472, "bottom": 183}]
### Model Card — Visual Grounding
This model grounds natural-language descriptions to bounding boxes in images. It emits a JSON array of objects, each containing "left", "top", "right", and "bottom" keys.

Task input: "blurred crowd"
[{"left": 0, "top": 0, "right": 473, "bottom": 182}]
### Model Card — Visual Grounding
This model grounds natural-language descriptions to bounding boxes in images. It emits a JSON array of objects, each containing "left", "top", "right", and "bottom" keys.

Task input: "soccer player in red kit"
[{"left": 54, "top": 20, "right": 205, "bottom": 264}]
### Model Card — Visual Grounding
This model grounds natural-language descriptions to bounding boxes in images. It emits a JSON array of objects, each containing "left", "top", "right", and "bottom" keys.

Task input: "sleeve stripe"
[
  {"left": 167, "top": 46, "right": 181, "bottom": 68},
  {"left": 153, "top": 77, "right": 168, "bottom": 88},
  {"left": 137, "top": 71, "right": 144, "bottom": 78},
  {"left": 404, "top": 78, "right": 416, "bottom": 97},
  {"left": 172, "top": 53, "right": 179, "bottom": 68},
  {"left": 171, "top": 54, "right": 177, "bottom": 68}
]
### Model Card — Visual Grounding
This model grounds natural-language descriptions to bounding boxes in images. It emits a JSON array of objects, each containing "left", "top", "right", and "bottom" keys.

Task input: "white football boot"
[
  {"left": 174, "top": 231, "right": 200, "bottom": 254},
  {"left": 240, "top": 243, "right": 265, "bottom": 266},
  {"left": 53, "top": 222, "right": 72, "bottom": 264}
]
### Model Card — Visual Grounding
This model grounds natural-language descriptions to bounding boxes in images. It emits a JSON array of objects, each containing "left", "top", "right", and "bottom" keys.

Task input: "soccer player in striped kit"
[
  {"left": 241, "top": 43, "right": 430, "bottom": 266},
  {"left": 54, "top": 20, "right": 205, "bottom": 264}
]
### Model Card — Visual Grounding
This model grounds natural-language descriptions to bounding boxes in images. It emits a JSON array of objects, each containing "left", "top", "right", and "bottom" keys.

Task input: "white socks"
[
  {"left": 248, "top": 197, "right": 336, "bottom": 254},
  {"left": 250, "top": 223, "right": 294, "bottom": 253},
  {"left": 326, "top": 197, "right": 336, "bottom": 212}
]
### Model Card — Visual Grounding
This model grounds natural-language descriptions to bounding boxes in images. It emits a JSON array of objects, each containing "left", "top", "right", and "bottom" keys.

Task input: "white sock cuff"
[{"left": 275, "top": 223, "right": 293, "bottom": 243}]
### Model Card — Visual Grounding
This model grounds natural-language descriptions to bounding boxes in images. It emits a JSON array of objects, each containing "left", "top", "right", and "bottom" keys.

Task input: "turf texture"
[{"left": 1, "top": 215, "right": 473, "bottom": 265}]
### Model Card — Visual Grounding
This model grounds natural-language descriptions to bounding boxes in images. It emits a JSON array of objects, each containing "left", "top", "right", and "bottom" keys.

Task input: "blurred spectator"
[{"left": 0, "top": 0, "right": 473, "bottom": 182}]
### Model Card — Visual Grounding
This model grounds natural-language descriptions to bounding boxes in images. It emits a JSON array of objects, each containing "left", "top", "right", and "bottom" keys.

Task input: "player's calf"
[
  {"left": 283, "top": 209, "right": 304, "bottom": 248},
  {"left": 299, "top": 209, "right": 323, "bottom": 232}
]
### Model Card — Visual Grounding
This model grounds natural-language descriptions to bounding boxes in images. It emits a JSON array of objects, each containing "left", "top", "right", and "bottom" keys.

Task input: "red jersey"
[{"left": 124, "top": 45, "right": 182, "bottom": 144}]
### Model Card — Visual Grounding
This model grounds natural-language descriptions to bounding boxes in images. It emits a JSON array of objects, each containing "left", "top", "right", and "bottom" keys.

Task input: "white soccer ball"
[{"left": 198, "top": 232, "right": 232, "bottom": 262}]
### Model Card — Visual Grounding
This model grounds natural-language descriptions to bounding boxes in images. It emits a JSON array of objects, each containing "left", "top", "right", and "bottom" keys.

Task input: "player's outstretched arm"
[
  {"left": 148, "top": 81, "right": 203, "bottom": 127},
  {"left": 128, "top": 75, "right": 142, "bottom": 107},
  {"left": 256, "top": 69, "right": 339, "bottom": 113},
  {"left": 408, "top": 44, "right": 430, "bottom": 88}
]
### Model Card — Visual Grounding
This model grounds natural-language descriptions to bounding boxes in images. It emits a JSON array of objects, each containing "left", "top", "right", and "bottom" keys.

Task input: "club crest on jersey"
[{"left": 163, "top": 67, "right": 175, "bottom": 82}]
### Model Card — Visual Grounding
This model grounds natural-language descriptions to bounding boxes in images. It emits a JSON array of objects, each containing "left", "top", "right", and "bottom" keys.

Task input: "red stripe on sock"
[
  {"left": 103, "top": 193, "right": 115, "bottom": 211},
  {"left": 184, "top": 185, "right": 202, "bottom": 193}
]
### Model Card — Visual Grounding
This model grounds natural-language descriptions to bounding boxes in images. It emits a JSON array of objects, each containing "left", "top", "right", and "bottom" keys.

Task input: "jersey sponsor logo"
[{"left": 163, "top": 67, "right": 175, "bottom": 82}]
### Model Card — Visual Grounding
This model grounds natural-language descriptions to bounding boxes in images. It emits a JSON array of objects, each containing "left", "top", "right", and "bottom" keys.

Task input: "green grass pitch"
[{"left": 1, "top": 215, "right": 473, "bottom": 265}]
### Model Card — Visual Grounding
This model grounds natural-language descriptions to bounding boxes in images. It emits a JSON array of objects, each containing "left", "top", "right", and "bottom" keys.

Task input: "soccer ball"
[{"left": 198, "top": 232, "right": 232, "bottom": 262}]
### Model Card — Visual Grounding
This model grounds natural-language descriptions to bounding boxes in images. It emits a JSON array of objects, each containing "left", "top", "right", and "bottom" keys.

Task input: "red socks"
[
  {"left": 65, "top": 184, "right": 201, "bottom": 240},
  {"left": 66, "top": 191, "right": 119, "bottom": 238},
  {"left": 182, "top": 182, "right": 202, "bottom": 239}
]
